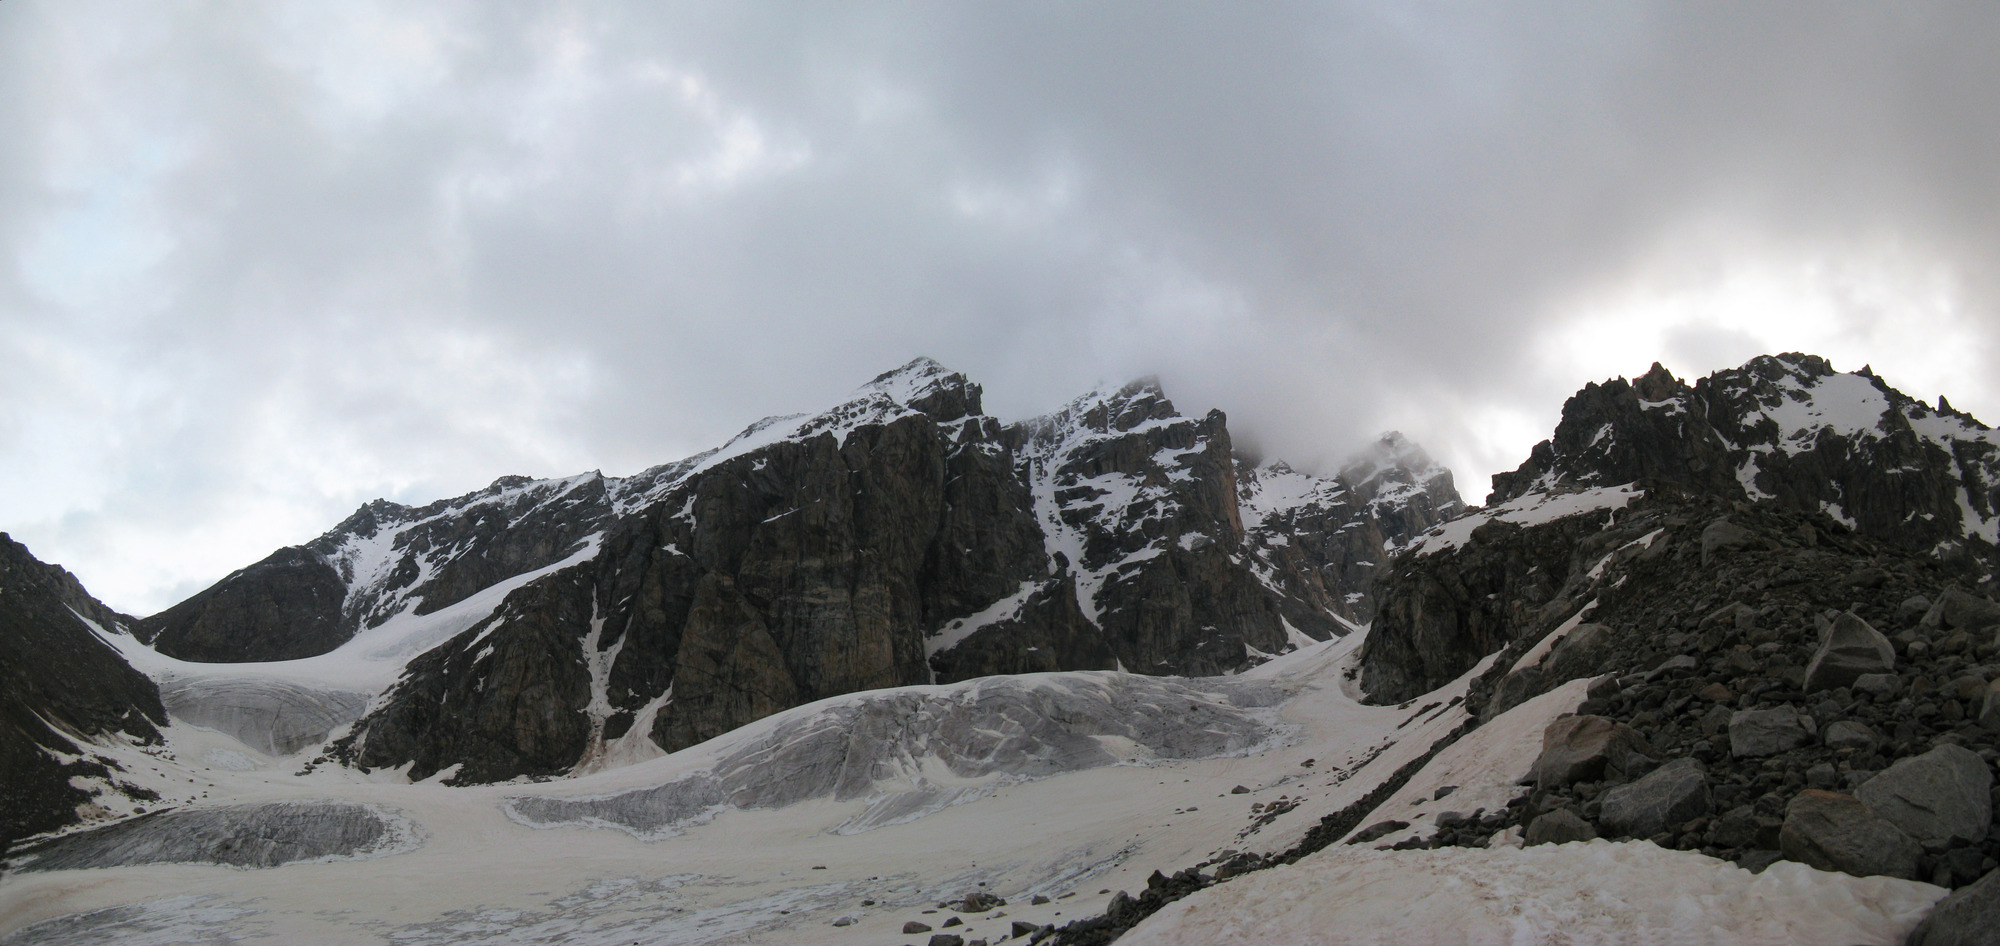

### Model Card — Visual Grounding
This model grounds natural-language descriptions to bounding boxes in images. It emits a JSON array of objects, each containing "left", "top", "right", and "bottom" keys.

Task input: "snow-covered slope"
[{"left": 0, "top": 628, "right": 1946, "bottom": 945}]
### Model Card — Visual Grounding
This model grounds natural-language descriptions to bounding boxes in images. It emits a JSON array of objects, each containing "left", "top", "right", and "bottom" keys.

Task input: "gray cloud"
[{"left": 6, "top": 1, "right": 2000, "bottom": 612}]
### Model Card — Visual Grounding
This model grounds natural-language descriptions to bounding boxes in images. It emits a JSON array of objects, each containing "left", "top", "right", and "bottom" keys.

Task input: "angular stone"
[
  {"left": 1778, "top": 789, "right": 1921, "bottom": 880},
  {"left": 1701, "top": 519, "right": 1758, "bottom": 565},
  {"left": 1729, "top": 706, "right": 1816, "bottom": 758},
  {"left": 1854, "top": 673, "right": 1903, "bottom": 699},
  {"left": 904, "top": 920, "right": 934, "bottom": 934},
  {"left": 1981, "top": 679, "right": 2000, "bottom": 730},
  {"left": 1599, "top": 758, "right": 1711, "bottom": 839},
  {"left": 1530, "top": 715, "right": 1654, "bottom": 788},
  {"left": 1697, "top": 682, "right": 1734, "bottom": 702},
  {"left": 1524, "top": 809, "right": 1597, "bottom": 846},
  {"left": 1855, "top": 744, "right": 1994, "bottom": 845},
  {"left": 1898, "top": 595, "right": 1933, "bottom": 627},
  {"left": 1907, "top": 867, "right": 2000, "bottom": 946},
  {"left": 1923, "top": 589, "right": 2000, "bottom": 632},
  {"left": 1803, "top": 611, "right": 1896, "bottom": 693},
  {"left": 1821, "top": 719, "right": 1881, "bottom": 752}
]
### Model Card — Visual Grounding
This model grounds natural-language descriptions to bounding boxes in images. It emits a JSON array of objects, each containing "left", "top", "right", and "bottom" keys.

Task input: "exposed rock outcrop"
[
  {"left": 1489, "top": 354, "right": 2000, "bottom": 566},
  {"left": 0, "top": 534, "right": 165, "bottom": 855},
  {"left": 327, "top": 361, "right": 1457, "bottom": 782}
]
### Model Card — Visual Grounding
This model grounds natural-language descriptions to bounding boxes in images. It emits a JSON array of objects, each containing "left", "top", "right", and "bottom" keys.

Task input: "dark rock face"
[
  {"left": 324, "top": 361, "right": 1457, "bottom": 782},
  {"left": 338, "top": 567, "right": 598, "bottom": 782},
  {"left": 1357, "top": 473, "right": 2000, "bottom": 888},
  {"left": 0, "top": 535, "right": 165, "bottom": 855},
  {"left": 1488, "top": 353, "right": 2000, "bottom": 565},
  {"left": 136, "top": 474, "right": 617, "bottom": 663},
  {"left": 1909, "top": 868, "right": 2000, "bottom": 946},
  {"left": 1361, "top": 503, "right": 1620, "bottom": 702},
  {"left": 135, "top": 546, "right": 348, "bottom": 662},
  {"left": 1236, "top": 434, "right": 1464, "bottom": 629}
]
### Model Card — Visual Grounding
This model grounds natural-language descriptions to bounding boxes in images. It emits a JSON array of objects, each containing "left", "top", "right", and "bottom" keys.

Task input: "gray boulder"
[
  {"left": 1856, "top": 744, "right": 1994, "bottom": 845},
  {"left": 1701, "top": 519, "right": 1758, "bottom": 565},
  {"left": 1897, "top": 595, "right": 1934, "bottom": 627},
  {"left": 1529, "top": 715, "right": 1654, "bottom": 788},
  {"left": 1779, "top": 789, "right": 1921, "bottom": 880},
  {"left": 1922, "top": 589, "right": 2000, "bottom": 632},
  {"left": 1729, "top": 706, "right": 1817, "bottom": 758},
  {"left": 1599, "top": 758, "right": 1711, "bottom": 839},
  {"left": 1980, "top": 679, "right": 2000, "bottom": 730},
  {"left": 1907, "top": 867, "right": 2000, "bottom": 946},
  {"left": 1524, "top": 809, "right": 1598, "bottom": 846},
  {"left": 1822, "top": 719, "right": 1881, "bottom": 752},
  {"left": 1854, "top": 673, "right": 1904, "bottom": 700},
  {"left": 1803, "top": 612, "right": 1896, "bottom": 693}
]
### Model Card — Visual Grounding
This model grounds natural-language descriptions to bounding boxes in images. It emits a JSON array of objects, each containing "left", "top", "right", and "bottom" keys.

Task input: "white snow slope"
[{"left": 0, "top": 632, "right": 1946, "bottom": 945}]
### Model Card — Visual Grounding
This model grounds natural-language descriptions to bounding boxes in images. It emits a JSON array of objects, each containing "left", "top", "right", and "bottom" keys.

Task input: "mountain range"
[{"left": 5, "top": 352, "right": 2000, "bottom": 945}]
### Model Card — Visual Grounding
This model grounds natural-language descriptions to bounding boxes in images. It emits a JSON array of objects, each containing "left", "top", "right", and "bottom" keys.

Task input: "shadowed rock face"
[
  {"left": 322, "top": 363, "right": 1455, "bottom": 784},
  {"left": 136, "top": 547, "right": 349, "bottom": 662},
  {"left": 0, "top": 534, "right": 164, "bottom": 854},
  {"left": 134, "top": 475, "right": 617, "bottom": 663},
  {"left": 13, "top": 802, "right": 414, "bottom": 871},
  {"left": 105, "top": 360, "right": 1449, "bottom": 785}
]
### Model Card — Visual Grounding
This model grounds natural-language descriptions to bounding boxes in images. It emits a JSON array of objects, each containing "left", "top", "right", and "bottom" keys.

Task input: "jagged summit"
[
  {"left": 1488, "top": 352, "right": 2000, "bottom": 563},
  {"left": 856, "top": 356, "right": 982, "bottom": 421}
]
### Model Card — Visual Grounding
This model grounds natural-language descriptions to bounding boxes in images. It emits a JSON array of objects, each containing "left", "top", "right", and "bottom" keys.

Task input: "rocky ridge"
[
  {"left": 309, "top": 360, "right": 1457, "bottom": 783},
  {"left": 1491, "top": 353, "right": 2000, "bottom": 566},
  {"left": 1348, "top": 354, "right": 2000, "bottom": 899},
  {"left": 0, "top": 534, "right": 167, "bottom": 855}
]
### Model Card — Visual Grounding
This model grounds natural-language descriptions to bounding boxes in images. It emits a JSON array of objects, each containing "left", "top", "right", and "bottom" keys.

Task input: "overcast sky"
[{"left": 8, "top": 1, "right": 2000, "bottom": 615}]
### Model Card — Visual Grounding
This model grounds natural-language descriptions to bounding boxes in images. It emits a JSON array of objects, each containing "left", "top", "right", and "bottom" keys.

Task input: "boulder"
[
  {"left": 1778, "top": 789, "right": 1921, "bottom": 880},
  {"left": 904, "top": 920, "right": 934, "bottom": 934},
  {"left": 1802, "top": 611, "right": 1896, "bottom": 693},
  {"left": 1729, "top": 706, "right": 1816, "bottom": 758},
  {"left": 1529, "top": 715, "right": 1654, "bottom": 788},
  {"left": 1922, "top": 589, "right": 2000, "bottom": 632},
  {"left": 1980, "top": 679, "right": 2000, "bottom": 730},
  {"left": 1855, "top": 744, "right": 1994, "bottom": 845},
  {"left": 1524, "top": 809, "right": 1598, "bottom": 846},
  {"left": 1701, "top": 519, "right": 1758, "bottom": 565},
  {"left": 1821, "top": 719, "right": 1881, "bottom": 752},
  {"left": 1907, "top": 867, "right": 2000, "bottom": 946},
  {"left": 1598, "top": 758, "right": 1711, "bottom": 839},
  {"left": 1854, "top": 673, "right": 1904, "bottom": 700},
  {"left": 1898, "top": 595, "right": 1933, "bottom": 627}
]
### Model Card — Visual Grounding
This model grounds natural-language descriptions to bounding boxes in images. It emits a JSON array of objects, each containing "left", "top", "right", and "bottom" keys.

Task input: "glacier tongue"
[
  {"left": 506, "top": 671, "right": 1283, "bottom": 839},
  {"left": 158, "top": 675, "right": 371, "bottom": 757}
]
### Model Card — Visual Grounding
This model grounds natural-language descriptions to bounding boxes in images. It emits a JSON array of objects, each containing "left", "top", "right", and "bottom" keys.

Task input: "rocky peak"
[
  {"left": 856, "top": 356, "right": 983, "bottom": 422},
  {"left": 1340, "top": 431, "right": 1463, "bottom": 515},
  {"left": 1486, "top": 353, "right": 2000, "bottom": 567}
]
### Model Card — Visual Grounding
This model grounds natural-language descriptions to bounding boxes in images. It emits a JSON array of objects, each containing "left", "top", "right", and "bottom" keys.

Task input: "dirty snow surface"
[
  {"left": 1123, "top": 841, "right": 1943, "bottom": 946},
  {"left": 0, "top": 634, "right": 1949, "bottom": 945}
]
